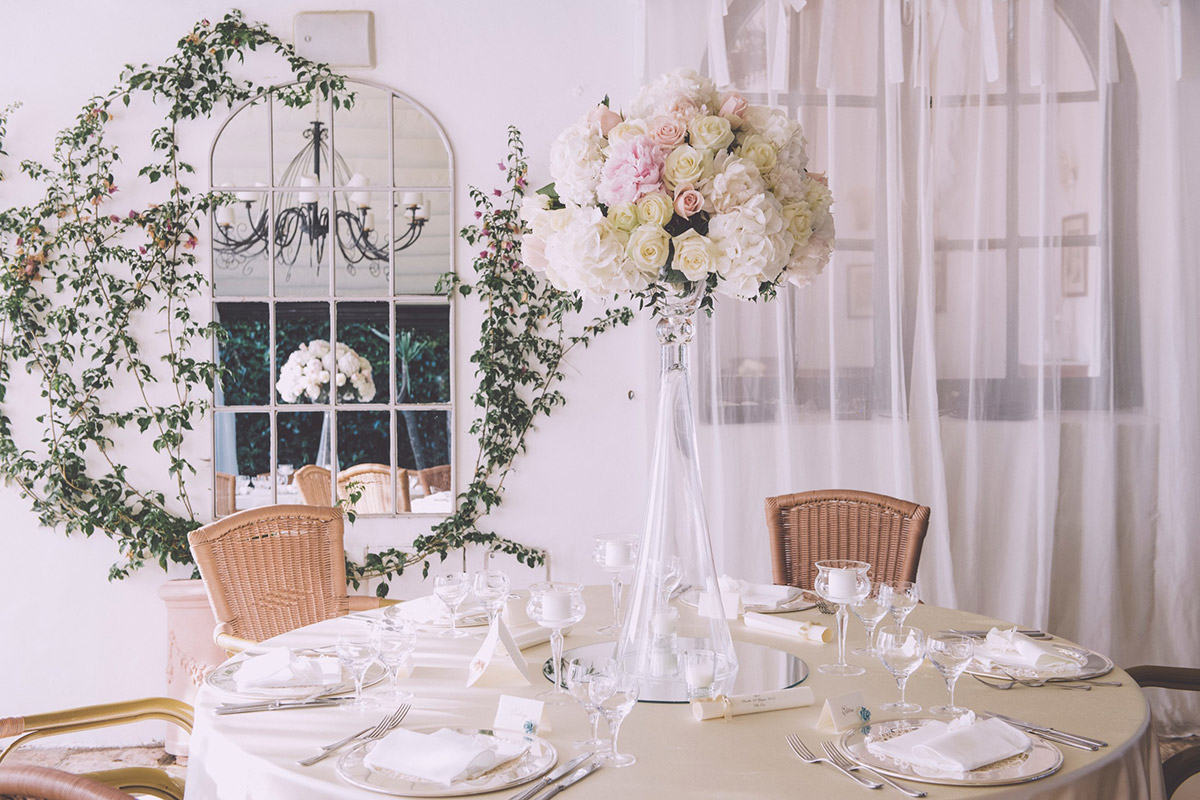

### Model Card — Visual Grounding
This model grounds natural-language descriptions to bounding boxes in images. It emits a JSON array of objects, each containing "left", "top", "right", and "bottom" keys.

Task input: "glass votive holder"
[{"left": 684, "top": 648, "right": 718, "bottom": 700}]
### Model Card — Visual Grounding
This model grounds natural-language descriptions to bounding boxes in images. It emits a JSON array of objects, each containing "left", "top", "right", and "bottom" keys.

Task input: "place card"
[
  {"left": 817, "top": 690, "right": 871, "bottom": 733},
  {"left": 697, "top": 589, "right": 742, "bottom": 620},
  {"left": 494, "top": 694, "right": 551, "bottom": 734},
  {"left": 467, "top": 619, "right": 533, "bottom": 688}
]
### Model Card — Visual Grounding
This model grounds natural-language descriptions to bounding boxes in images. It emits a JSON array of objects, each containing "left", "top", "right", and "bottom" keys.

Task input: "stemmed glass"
[
  {"left": 588, "top": 662, "right": 640, "bottom": 767},
  {"left": 593, "top": 535, "right": 637, "bottom": 635},
  {"left": 335, "top": 632, "right": 379, "bottom": 712},
  {"left": 876, "top": 625, "right": 926, "bottom": 715},
  {"left": 433, "top": 572, "right": 471, "bottom": 639},
  {"left": 564, "top": 659, "right": 605, "bottom": 750},
  {"left": 881, "top": 580, "right": 920, "bottom": 625},
  {"left": 927, "top": 633, "right": 974, "bottom": 717},
  {"left": 472, "top": 569, "right": 510, "bottom": 634},
  {"left": 372, "top": 618, "right": 416, "bottom": 703},
  {"left": 527, "top": 582, "right": 586, "bottom": 704},
  {"left": 651, "top": 555, "right": 682, "bottom": 608},
  {"left": 850, "top": 581, "right": 891, "bottom": 656},
  {"left": 277, "top": 463, "right": 294, "bottom": 487},
  {"left": 814, "top": 560, "right": 872, "bottom": 675}
]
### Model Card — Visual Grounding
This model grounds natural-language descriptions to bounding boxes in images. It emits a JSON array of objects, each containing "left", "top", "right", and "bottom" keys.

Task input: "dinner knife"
[
  {"left": 946, "top": 629, "right": 1049, "bottom": 639},
  {"left": 983, "top": 712, "right": 1108, "bottom": 749},
  {"left": 215, "top": 697, "right": 351, "bottom": 715},
  {"left": 507, "top": 754, "right": 591, "bottom": 800},
  {"left": 534, "top": 761, "right": 603, "bottom": 800}
]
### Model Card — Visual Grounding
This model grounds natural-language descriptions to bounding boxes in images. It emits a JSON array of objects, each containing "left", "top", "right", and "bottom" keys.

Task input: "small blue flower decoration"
[
  {"left": 859, "top": 707, "right": 871, "bottom": 723},
  {"left": 523, "top": 720, "right": 536, "bottom": 734}
]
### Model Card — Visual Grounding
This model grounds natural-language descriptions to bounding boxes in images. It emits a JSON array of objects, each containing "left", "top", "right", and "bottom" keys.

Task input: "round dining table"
[{"left": 183, "top": 586, "right": 1165, "bottom": 799}]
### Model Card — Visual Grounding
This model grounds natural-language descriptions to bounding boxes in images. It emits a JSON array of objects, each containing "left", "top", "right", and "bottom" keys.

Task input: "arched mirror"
[{"left": 209, "top": 80, "right": 454, "bottom": 518}]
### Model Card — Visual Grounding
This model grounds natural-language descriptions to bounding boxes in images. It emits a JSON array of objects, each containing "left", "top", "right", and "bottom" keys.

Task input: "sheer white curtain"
[{"left": 647, "top": 0, "right": 1199, "bottom": 733}]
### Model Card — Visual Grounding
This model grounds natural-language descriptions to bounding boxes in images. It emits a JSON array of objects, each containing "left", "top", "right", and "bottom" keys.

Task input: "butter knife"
[
  {"left": 983, "top": 712, "right": 1108, "bottom": 749},
  {"left": 508, "top": 754, "right": 591, "bottom": 800},
  {"left": 535, "top": 761, "right": 602, "bottom": 800}
]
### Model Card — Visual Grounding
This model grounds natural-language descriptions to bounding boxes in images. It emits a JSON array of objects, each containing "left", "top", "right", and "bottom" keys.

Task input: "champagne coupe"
[
  {"left": 471, "top": 569, "right": 511, "bottom": 631},
  {"left": 593, "top": 535, "right": 637, "bottom": 635},
  {"left": 372, "top": 618, "right": 416, "bottom": 703},
  {"left": 335, "top": 632, "right": 379, "bottom": 712},
  {"left": 850, "top": 581, "right": 891, "bottom": 656},
  {"left": 927, "top": 633, "right": 974, "bottom": 716},
  {"left": 588, "top": 662, "right": 640, "bottom": 767},
  {"left": 814, "top": 560, "right": 872, "bottom": 676},
  {"left": 433, "top": 572, "right": 471, "bottom": 639},
  {"left": 564, "top": 659, "right": 605, "bottom": 750},
  {"left": 882, "top": 580, "right": 920, "bottom": 625},
  {"left": 527, "top": 581, "right": 586, "bottom": 704},
  {"left": 876, "top": 625, "right": 926, "bottom": 714}
]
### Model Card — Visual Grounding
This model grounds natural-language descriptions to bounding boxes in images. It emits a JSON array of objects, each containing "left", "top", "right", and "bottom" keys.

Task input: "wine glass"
[
  {"left": 881, "top": 580, "right": 920, "bottom": 625},
  {"left": 650, "top": 555, "right": 682, "bottom": 608},
  {"left": 876, "top": 625, "right": 926, "bottom": 714},
  {"left": 564, "top": 659, "right": 605, "bottom": 750},
  {"left": 472, "top": 569, "right": 510, "bottom": 631},
  {"left": 588, "top": 662, "right": 640, "bottom": 767},
  {"left": 927, "top": 633, "right": 974, "bottom": 717},
  {"left": 372, "top": 618, "right": 416, "bottom": 703},
  {"left": 850, "top": 581, "right": 891, "bottom": 656},
  {"left": 433, "top": 572, "right": 471, "bottom": 639},
  {"left": 593, "top": 535, "right": 637, "bottom": 635},
  {"left": 814, "top": 560, "right": 872, "bottom": 675},
  {"left": 527, "top": 582, "right": 586, "bottom": 704},
  {"left": 335, "top": 632, "right": 379, "bottom": 712}
]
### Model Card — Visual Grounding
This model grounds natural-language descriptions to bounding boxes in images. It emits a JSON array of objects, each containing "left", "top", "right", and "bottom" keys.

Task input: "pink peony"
[
  {"left": 673, "top": 183, "right": 704, "bottom": 218},
  {"left": 587, "top": 104, "right": 623, "bottom": 137},
  {"left": 596, "top": 134, "right": 665, "bottom": 207},
  {"left": 650, "top": 115, "right": 687, "bottom": 147},
  {"left": 718, "top": 92, "right": 749, "bottom": 127}
]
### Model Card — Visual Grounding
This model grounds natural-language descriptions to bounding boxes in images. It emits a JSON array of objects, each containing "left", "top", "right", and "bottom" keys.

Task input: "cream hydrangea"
[
  {"left": 629, "top": 68, "right": 720, "bottom": 122},
  {"left": 276, "top": 340, "right": 375, "bottom": 403},
  {"left": 705, "top": 152, "right": 767, "bottom": 214},
  {"left": 548, "top": 120, "right": 607, "bottom": 206},
  {"left": 542, "top": 205, "right": 650, "bottom": 295},
  {"left": 707, "top": 193, "right": 794, "bottom": 299}
]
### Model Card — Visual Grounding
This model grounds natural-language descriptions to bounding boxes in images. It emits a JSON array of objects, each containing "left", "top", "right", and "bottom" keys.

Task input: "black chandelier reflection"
[{"left": 214, "top": 119, "right": 427, "bottom": 281}]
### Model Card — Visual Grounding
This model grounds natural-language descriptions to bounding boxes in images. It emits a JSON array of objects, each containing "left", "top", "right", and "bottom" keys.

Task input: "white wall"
[{"left": 0, "top": 0, "right": 653, "bottom": 739}]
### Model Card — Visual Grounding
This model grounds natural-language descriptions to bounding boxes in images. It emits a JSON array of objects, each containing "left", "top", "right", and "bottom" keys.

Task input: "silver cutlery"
[
  {"left": 970, "top": 672, "right": 1090, "bottom": 691},
  {"left": 947, "top": 629, "right": 1049, "bottom": 639},
  {"left": 535, "top": 760, "right": 602, "bottom": 800},
  {"left": 215, "top": 696, "right": 352, "bottom": 715},
  {"left": 508, "top": 753, "right": 591, "bottom": 800},
  {"left": 821, "top": 742, "right": 926, "bottom": 797},
  {"left": 297, "top": 704, "right": 410, "bottom": 766},
  {"left": 785, "top": 734, "right": 881, "bottom": 789},
  {"left": 981, "top": 712, "right": 1108, "bottom": 750}
]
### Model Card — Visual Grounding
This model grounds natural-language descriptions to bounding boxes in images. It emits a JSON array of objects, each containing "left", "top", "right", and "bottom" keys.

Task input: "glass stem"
[
  {"left": 551, "top": 628, "right": 565, "bottom": 690},
  {"left": 355, "top": 667, "right": 367, "bottom": 702},
  {"left": 836, "top": 604, "right": 849, "bottom": 667},
  {"left": 948, "top": 675, "right": 958, "bottom": 708},
  {"left": 609, "top": 713, "right": 625, "bottom": 757},
  {"left": 897, "top": 674, "right": 909, "bottom": 706},
  {"left": 611, "top": 575, "right": 623, "bottom": 627},
  {"left": 865, "top": 620, "right": 879, "bottom": 653},
  {"left": 589, "top": 708, "right": 602, "bottom": 743},
  {"left": 449, "top": 604, "right": 459, "bottom": 637}
]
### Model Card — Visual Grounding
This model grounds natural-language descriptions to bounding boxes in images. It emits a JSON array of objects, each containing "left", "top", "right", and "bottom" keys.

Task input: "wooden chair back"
[
  {"left": 0, "top": 767, "right": 135, "bottom": 799},
  {"left": 417, "top": 464, "right": 451, "bottom": 496},
  {"left": 336, "top": 463, "right": 411, "bottom": 513}
]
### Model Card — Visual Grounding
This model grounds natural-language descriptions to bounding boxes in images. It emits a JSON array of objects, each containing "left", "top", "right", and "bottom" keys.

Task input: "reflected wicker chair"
[
  {"left": 1126, "top": 665, "right": 1200, "bottom": 798},
  {"left": 417, "top": 464, "right": 451, "bottom": 496},
  {"left": 336, "top": 463, "right": 411, "bottom": 513},
  {"left": 765, "top": 489, "right": 930, "bottom": 591},
  {"left": 214, "top": 471, "right": 236, "bottom": 517},
  {"left": 0, "top": 698, "right": 192, "bottom": 800},
  {"left": 293, "top": 464, "right": 332, "bottom": 506}
]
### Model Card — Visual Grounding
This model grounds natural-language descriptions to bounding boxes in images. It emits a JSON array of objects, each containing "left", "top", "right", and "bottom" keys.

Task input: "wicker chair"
[
  {"left": 336, "top": 463, "right": 411, "bottom": 513},
  {"left": 293, "top": 464, "right": 332, "bottom": 506},
  {"left": 0, "top": 698, "right": 192, "bottom": 800},
  {"left": 417, "top": 464, "right": 451, "bottom": 496},
  {"left": 214, "top": 471, "right": 236, "bottom": 517},
  {"left": 765, "top": 489, "right": 930, "bottom": 591},
  {"left": 1126, "top": 666, "right": 1200, "bottom": 798}
]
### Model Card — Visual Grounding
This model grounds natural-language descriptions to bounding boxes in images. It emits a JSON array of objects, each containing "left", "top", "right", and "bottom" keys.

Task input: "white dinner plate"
[
  {"left": 678, "top": 587, "right": 816, "bottom": 615},
  {"left": 840, "top": 717, "right": 1064, "bottom": 786},
  {"left": 336, "top": 727, "right": 557, "bottom": 797},
  {"left": 205, "top": 654, "right": 386, "bottom": 701},
  {"left": 966, "top": 643, "right": 1114, "bottom": 682},
  {"left": 398, "top": 596, "right": 491, "bottom": 629}
]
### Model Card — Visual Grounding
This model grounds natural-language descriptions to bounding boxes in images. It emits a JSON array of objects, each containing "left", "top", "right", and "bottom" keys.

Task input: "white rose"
[
  {"left": 636, "top": 191, "right": 673, "bottom": 227},
  {"left": 626, "top": 225, "right": 670, "bottom": 275},
  {"left": 549, "top": 120, "right": 607, "bottom": 206},
  {"left": 607, "top": 118, "right": 649, "bottom": 144},
  {"left": 607, "top": 202, "right": 641, "bottom": 233},
  {"left": 705, "top": 152, "right": 766, "bottom": 214},
  {"left": 672, "top": 229, "right": 720, "bottom": 281},
  {"left": 663, "top": 145, "right": 712, "bottom": 192},
  {"left": 736, "top": 133, "right": 778, "bottom": 174},
  {"left": 780, "top": 198, "right": 815, "bottom": 246},
  {"left": 687, "top": 115, "right": 735, "bottom": 152},
  {"left": 335, "top": 372, "right": 347, "bottom": 387}
]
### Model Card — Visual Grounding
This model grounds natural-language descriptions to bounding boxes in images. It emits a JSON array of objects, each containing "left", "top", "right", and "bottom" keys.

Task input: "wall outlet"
[{"left": 294, "top": 11, "right": 375, "bottom": 69}]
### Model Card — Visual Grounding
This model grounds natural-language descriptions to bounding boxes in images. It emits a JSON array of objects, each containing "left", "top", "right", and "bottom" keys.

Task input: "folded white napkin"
[
  {"left": 511, "top": 626, "right": 552, "bottom": 650},
  {"left": 867, "top": 716, "right": 1032, "bottom": 774},
  {"left": 234, "top": 647, "right": 341, "bottom": 692},
  {"left": 364, "top": 728, "right": 528, "bottom": 785},
  {"left": 718, "top": 575, "right": 800, "bottom": 610},
  {"left": 976, "top": 628, "right": 1081, "bottom": 674},
  {"left": 400, "top": 595, "right": 484, "bottom": 625},
  {"left": 743, "top": 612, "right": 830, "bottom": 643}
]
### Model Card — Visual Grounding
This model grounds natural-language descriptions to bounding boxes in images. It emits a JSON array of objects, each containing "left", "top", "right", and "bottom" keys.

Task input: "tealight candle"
[
  {"left": 540, "top": 589, "right": 572, "bottom": 623},
  {"left": 685, "top": 650, "right": 716, "bottom": 692},
  {"left": 604, "top": 540, "right": 633, "bottom": 569},
  {"left": 652, "top": 608, "right": 678, "bottom": 637},
  {"left": 828, "top": 567, "right": 857, "bottom": 602}
]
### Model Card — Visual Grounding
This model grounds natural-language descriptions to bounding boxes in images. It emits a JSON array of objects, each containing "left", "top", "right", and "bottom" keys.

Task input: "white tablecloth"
[{"left": 184, "top": 587, "right": 1164, "bottom": 799}]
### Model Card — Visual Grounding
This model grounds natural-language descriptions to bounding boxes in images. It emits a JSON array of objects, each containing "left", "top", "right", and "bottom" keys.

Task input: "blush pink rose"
[
  {"left": 673, "top": 183, "right": 704, "bottom": 219},
  {"left": 650, "top": 115, "right": 687, "bottom": 148},
  {"left": 587, "top": 104, "right": 623, "bottom": 137},
  {"left": 596, "top": 134, "right": 665, "bottom": 207},
  {"left": 718, "top": 92, "right": 749, "bottom": 127}
]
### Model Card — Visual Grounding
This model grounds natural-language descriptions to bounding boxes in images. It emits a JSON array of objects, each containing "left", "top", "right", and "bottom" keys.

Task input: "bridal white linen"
[
  {"left": 866, "top": 716, "right": 1033, "bottom": 775},
  {"left": 362, "top": 728, "right": 527, "bottom": 785},
  {"left": 976, "top": 628, "right": 1083, "bottom": 674}
]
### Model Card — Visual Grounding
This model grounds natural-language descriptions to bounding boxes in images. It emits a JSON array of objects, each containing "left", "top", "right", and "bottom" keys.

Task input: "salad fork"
[
  {"left": 298, "top": 704, "right": 410, "bottom": 766},
  {"left": 785, "top": 734, "right": 881, "bottom": 789},
  {"left": 821, "top": 742, "right": 926, "bottom": 797}
]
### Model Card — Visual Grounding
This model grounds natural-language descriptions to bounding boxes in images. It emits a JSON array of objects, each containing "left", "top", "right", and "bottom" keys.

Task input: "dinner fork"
[
  {"left": 297, "top": 704, "right": 410, "bottom": 766},
  {"left": 785, "top": 734, "right": 881, "bottom": 789},
  {"left": 970, "top": 672, "right": 1090, "bottom": 691},
  {"left": 821, "top": 742, "right": 926, "bottom": 797}
]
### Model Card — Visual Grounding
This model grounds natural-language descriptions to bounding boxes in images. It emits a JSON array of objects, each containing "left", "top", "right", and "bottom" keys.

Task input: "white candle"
[
  {"left": 347, "top": 173, "right": 371, "bottom": 207},
  {"left": 235, "top": 190, "right": 257, "bottom": 203},
  {"left": 401, "top": 192, "right": 421, "bottom": 207},
  {"left": 363, "top": 209, "right": 376, "bottom": 232},
  {"left": 298, "top": 175, "right": 318, "bottom": 204},
  {"left": 652, "top": 609, "right": 677, "bottom": 637},
  {"left": 415, "top": 203, "right": 429, "bottom": 221},
  {"left": 215, "top": 205, "right": 235, "bottom": 227},
  {"left": 540, "top": 590, "right": 571, "bottom": 623},
  {"left": 828, "top": 567, "right": 857, "bottom": 603},
  {"left": 685, "top": 659, "right": 715, "bottom": 689},
  {"left": 604, "top": 540, "right": 633, "bottom": 569}
]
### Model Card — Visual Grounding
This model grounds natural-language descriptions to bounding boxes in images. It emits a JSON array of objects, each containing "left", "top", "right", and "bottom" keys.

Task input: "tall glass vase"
[{"left": 615, "top": 282, "right": 738, "bottom": 696}]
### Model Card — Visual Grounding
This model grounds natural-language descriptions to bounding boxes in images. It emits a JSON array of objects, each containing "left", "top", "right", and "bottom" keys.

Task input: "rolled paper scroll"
[
  {"left": 743, "top": 612, "right": 832, "bottom": 643},
  {"left": 691, "top": 686, "right": 817, "bottom": 721}
]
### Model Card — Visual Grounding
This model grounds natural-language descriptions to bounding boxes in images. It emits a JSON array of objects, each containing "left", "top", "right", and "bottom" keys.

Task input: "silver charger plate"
[
  {"left": 678, "top": 587, "right": 816, "bottom": 615},
  {"left": 336, "top": 727, "right": 557, "bottom": 797},
  {"left": 840, "top": 717, "right": 1064, "bottom": 786},
  {"left": 966, "top": 643, "right": 1114, "bottom": 682},
  {"left": 205, "top": 656, "right": 387, "bottom": 700}
]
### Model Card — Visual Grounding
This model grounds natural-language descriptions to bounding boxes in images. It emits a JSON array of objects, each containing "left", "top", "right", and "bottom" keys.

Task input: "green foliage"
[
  {"left": 0, "top": 12, "right": 351, "bottom": 579},
  {"left": 345, "top": 127, "right": 634, "bottom": 596}
]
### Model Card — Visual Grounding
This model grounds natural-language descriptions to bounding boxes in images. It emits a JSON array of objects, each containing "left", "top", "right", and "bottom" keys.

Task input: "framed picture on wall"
[
  {"left": 1061, "top": 213, "right": 1088, "bottom": 297},
  {"left": 847, "top": 263, "right": 873, "bottom": 319}
]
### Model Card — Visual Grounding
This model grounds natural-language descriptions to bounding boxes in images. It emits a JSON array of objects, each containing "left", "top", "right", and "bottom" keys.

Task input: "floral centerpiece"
[
  {"left": 520, "top": 68, "right": 834, "bottom": 304},
  {"left": 276, "top": 340, "right": 376, "bottom": 403}
]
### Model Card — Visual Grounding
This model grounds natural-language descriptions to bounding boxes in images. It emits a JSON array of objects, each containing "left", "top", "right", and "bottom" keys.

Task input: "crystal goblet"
[
  {"left": 433, "top": 572, "right": 470, "bottom": 639},
  {"left": 927, "top": 632, "right": 974, "bottom": 717},
  {"left": 593, "top": 535, "right": 637, "bottom": 635},
  {"left": 472, "top": 569, "right": 510, "bottom": 632},
  {"left": 850, "top": 581, "right": 891, "bottom": 656},
  {"left": 564, "top": 659, "right": 605, "bottom": 750},
  {"left": 372, "top": 618, "right": 416, "bottom": 703},
  {"left": 882, "top": 580, "right": 920, "bottom": 625},
  {"left": 814, "top": 560, "right": 872, "bottom": 676},
  {"left": 335, "top": 632, "right": 379, "bottom": 712},
  {"left": 527, "top": 581, "right": 585, "bottom": 704},
  {"left": 876, "top": 625, "right": 926, "bottom": 714},
  {"left": 588, "top": 662, "right": 640, "bottom": 767}
]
